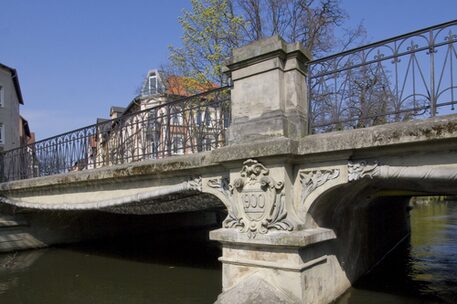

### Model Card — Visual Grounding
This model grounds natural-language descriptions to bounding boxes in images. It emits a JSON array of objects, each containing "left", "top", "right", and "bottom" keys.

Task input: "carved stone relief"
[
  {"left": 206, "top": 177, "right": 243, "bottom": 228},
  {"left": 348, "top": 161, "right": 379, "bottom": 181},
  {"left": 187, "top": 177, "right": 203, "bottom": 191},
  {"left": 347, "top": 161, "right": 457, "bottom": 183},
  {"left": 299, "top": 169, "right": 340, "bottom": 205},
  {"left": 208, "top": 159, "right": 293, "bottom": 238},
  {"left": 207, "top": 177, "right": 230, "bottom": 198}
]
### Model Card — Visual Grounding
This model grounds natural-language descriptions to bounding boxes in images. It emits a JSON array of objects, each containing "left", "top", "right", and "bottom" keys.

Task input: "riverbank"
[{"left": 410, "top": 196, "right": 457, "bottom": 206}]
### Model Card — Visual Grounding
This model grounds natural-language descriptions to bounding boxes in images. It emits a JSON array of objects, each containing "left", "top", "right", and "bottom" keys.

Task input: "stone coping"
[
  {"left": 226, "top": 36, "right": 310, "bottom": 70},
  {"left": 300, "top": 113, "right": 457, "bottom": 155},
  {"left": 209, "top": 227, "right": 336, "bottom": 248}
]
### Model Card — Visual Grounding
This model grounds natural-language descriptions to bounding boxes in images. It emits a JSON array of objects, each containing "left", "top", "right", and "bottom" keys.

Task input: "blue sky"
[{"left": 1, "top": 0, "right": 456, "bottom": 139}]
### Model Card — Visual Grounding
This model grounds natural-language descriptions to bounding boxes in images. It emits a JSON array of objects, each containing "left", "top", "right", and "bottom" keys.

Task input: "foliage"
[
  {"left": 169, "top": 0, "right": 244, "bottom": 85},
  {"left": 169, "top": 0, "right": 364, "bottom": 85}
]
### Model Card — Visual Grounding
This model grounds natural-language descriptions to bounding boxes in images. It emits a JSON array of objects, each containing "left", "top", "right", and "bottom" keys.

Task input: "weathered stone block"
[{"left": 225, "top": 36, "right": 310, "bottom": 144}]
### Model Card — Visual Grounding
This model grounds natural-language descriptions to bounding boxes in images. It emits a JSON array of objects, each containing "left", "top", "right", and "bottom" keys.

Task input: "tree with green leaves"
[
  {"left": 169, "top": 0, "right": 365, "bottom": 86},
  {"left": 169, "top": 0, "right": 244, "bottom": 86}
]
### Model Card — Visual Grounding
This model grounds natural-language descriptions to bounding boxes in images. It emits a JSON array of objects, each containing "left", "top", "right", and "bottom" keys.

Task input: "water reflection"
[
  {"left": 0, "top": 232, "right": 221, "bottom": 304},
  {"left": 0, "top": 201, "right": 456, "bottom": 304},
  {"left": 338, "top": 200, "right": 457, "bottom": 304}
]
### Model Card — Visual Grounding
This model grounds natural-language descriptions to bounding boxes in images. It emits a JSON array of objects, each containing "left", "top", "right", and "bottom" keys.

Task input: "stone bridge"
[{"left": 1, "top": 34, "right": 457, "bottom": 304}]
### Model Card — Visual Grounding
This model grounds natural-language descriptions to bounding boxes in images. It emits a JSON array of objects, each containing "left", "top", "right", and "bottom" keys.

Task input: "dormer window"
[
  {"left": 140, "top": 69, "right": 164, "bottom": 97},
  {"left": 149, "top": 73, "right": 157, "bottom": 95}
]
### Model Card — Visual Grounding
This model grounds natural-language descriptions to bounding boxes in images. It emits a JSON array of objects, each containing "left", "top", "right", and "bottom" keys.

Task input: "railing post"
[
  {"left": 166, "top": 104, "right": 172, "bottom": 156},
  {"left": 429, "top": 29, "right": 437, "bottom": 116},
  {"left": 224, "top": 36, "right": 311, "bottom": 144}
]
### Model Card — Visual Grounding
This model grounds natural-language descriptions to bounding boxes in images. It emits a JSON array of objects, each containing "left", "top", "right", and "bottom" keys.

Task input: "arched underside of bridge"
[
  {"left": 0, "top": 178, "right": 225, "bottom": 215},
  {"left": 0, "top": 170, "right": 230, "bottom": 252},
  {"left": 305, "top": 175, "right": 457, "bottom": 286},
  {"left": 0, "top": 200, "right": 226, "bottom": 254}
]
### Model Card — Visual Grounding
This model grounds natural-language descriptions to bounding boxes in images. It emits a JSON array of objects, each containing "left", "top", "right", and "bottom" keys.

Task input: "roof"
[
  {"left": 165, "top": 75, "right": 219, "bottom": 97},
  {"left": 0, "top": 63, "right": 24, "bottom": 105},
  {"left": 140, "top": 69, "right": 219, "bottom": 98},
  {"left": 121, "top": 96, "right": 142, "bottom": 115},
  {"left": 96, "top": 118, "right": 109, "bottom": 124},
  {"left": 117, "top": 70, "right": 220, "bottom": 117},
  {"left": 110, "top": 106, "right": 126, "bottom": 116}
]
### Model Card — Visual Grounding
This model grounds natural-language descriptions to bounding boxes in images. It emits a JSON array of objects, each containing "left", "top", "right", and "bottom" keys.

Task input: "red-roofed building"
[{"left": 91, "top": 69, "right": 226, "bottom": 167}]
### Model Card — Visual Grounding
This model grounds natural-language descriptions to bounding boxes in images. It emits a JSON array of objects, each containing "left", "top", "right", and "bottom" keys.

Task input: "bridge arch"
[{"left": 301, "top": 161, "right": 457, "bottom": 283}]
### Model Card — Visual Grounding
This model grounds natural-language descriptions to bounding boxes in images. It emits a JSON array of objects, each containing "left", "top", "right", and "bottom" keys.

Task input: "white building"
[
  {"left": 0, "top": 63, "right": 25, "bottom": 151},
  {"left": 91, "top": 69, "right": 224, "bottom": 167}
]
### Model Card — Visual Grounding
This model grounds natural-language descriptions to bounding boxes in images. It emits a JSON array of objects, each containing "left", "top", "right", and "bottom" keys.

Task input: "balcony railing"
[
  {"left": 0, "top": 87, "right": 230, "bottom": 182},
  {"left": 308, "top": 19, "right": 457, "bottom": 133}
]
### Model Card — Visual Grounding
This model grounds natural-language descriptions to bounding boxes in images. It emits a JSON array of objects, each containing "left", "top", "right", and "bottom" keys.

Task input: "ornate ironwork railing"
[
  {"left": 0, "top": 87, "right": 230, "bottom": 182},
  {"left": 308, "top": 19, "right": 457, "bottom": 133}
]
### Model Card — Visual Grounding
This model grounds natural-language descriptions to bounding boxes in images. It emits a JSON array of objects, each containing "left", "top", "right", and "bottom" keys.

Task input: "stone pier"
[{"left": 209, "top": 36, "right": 427, "bottom": 303}]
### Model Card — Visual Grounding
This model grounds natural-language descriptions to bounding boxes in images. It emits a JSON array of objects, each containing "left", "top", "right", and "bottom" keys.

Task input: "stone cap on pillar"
[
  {"left": 224, "top": 35, "right": 311, "bottom": 78},
  {"left": 225, "top": 36, "right": 312, "bottom": 144}
]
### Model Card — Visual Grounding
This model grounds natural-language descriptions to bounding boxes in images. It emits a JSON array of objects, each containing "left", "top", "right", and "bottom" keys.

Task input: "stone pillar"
[
  {"left": 207, "top": 158, "right": 346, "bottom": 304},
  {"left": 208, "top": 37, "right": 350, "bottom": 304},
  {"left": 225, "top": 36, "right": 310, "bottom": 144}
]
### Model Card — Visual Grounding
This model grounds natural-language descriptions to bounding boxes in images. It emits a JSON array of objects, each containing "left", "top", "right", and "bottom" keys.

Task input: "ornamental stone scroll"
[
  {"left": 348, "top": 160, "right": 457, "bottom": 183},
  {"left": 299, "top": 169, "right": 340, "bottom": 206}
]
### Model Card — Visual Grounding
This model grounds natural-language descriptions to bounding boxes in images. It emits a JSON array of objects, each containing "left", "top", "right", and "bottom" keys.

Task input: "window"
[
  {"left": 149, "top": 74, "right": 157, "bottom": 95},
  {"left": 0, "top": 85, "right": 3, "bottom": 107},
  {"left": 147, "top": 109, "right": 158, "bottom": 129},
  {"left": 205, "top": 108, "right": 211, "bottom": 126},
  {"left": 196, "top": 110, "right": 202, "bottom": 126},
  {"left": 202, "top": 137, "right": 213, "bottom": 151},
  {"left": 0, "top": 123, "right": 4, "bottom": 144},
  {"left": 223, "top": 109, "right": 230, "bottom": 128},
  {"left": 146, "top": 110, "right": 161, "bottom": 159},
  {"left": 170, "top": 107, "right": 183, "bottom": 125},
  {"left": 172, "top": 135, "right": 184, "bottom": 155},
  {"left": 150, "top": 139, "right": 159, "bottom": 158}
]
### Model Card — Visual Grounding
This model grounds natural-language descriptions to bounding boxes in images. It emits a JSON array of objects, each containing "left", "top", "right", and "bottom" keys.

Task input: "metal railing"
[
  {"left": 0, "top": 87, "right": 230, "bottom": 182},
  {"left": 308, "top": 19, "right": 457, "bottom": 133},
  {"left": 4, "top": 20, "right": 457, "bottom": 181}
]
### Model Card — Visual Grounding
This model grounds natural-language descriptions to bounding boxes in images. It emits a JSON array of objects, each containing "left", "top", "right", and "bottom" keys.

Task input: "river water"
[
  {"left": 337, "top": 200, "right": 457, "bottom": 304},
  {"left": 0, "top": 201, "right": 456, "bottom": 303}
]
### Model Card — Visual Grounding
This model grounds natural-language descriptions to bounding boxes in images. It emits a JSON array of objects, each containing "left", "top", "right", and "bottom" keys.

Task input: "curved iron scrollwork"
[
  {"left": 308, "top": 19, "right": 457, "bottom": 133},
  {"left": 0, "top": 87, "right": 231, "bottom": 182}
]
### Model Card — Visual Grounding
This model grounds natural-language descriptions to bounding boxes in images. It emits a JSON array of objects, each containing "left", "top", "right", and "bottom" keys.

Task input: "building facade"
[
  {"left": 91, "top": 69, "right": 226, "bottom": 168},
  {"left": 0, "top": 63, "right": 36, "bottom": 181},
  {"left": 0, "top": 64, "right": 25, "bottom": 151}
]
